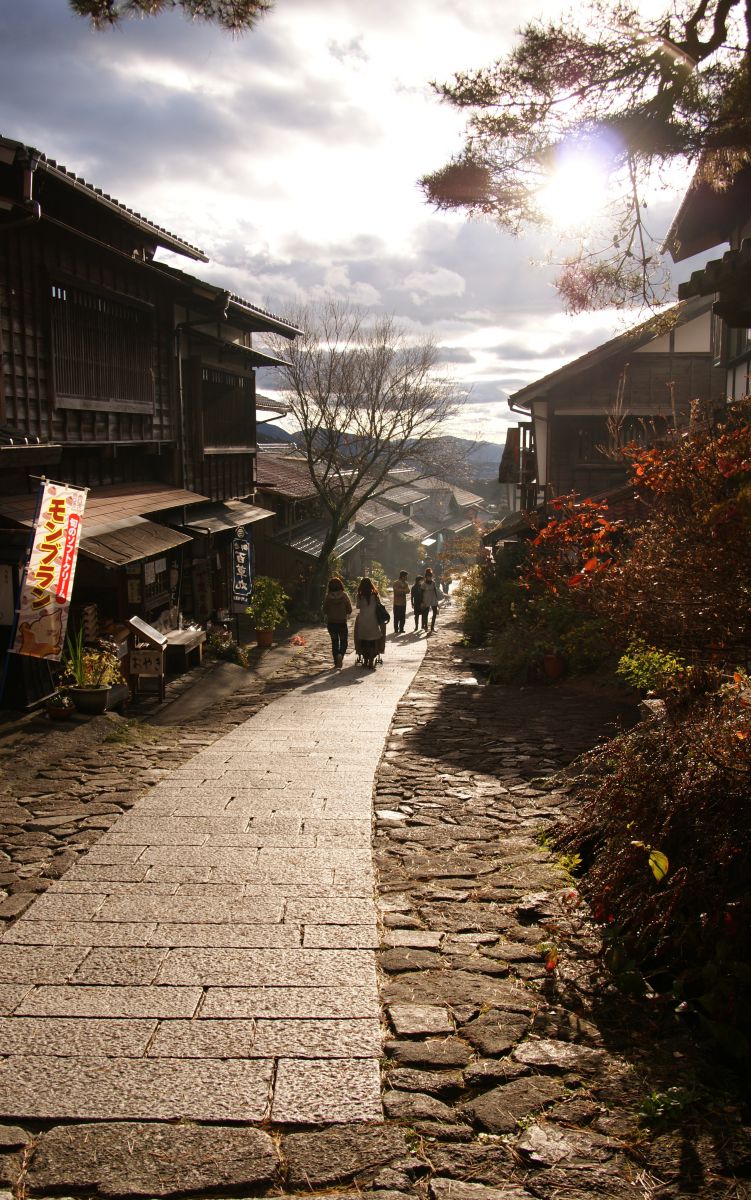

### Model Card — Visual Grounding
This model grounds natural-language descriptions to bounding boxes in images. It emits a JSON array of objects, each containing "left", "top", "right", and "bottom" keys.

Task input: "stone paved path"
[{"left": 0, "top": 633, "right": 426, "bottom": 1126}]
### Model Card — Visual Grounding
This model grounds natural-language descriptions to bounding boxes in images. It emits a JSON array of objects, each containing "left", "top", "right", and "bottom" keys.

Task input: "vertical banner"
[
  {"left": 11, "top": 481, "right": 87, "bottom": 661},
  {"left": 231, "top": 525, "right": 253, "bottom": 606}
]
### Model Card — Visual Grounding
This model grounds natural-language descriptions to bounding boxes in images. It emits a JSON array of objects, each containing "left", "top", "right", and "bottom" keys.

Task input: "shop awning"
[
  {"left": 182, "top": 500, "right": 274, "bottom": 535},
  {"left": 80, "top": 518, "right": 193, "bottom": 566},
  {"left": 0, "top": 482, "right": 209, "bottom": 538}
]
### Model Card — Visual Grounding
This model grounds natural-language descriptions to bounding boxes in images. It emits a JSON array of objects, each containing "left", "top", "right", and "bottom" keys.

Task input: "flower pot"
[
  {"left": 69, "top": 686, "right": 110, "bottom": 715},
  {"left": 542, "top": 652, "right": 565, "bottom": 681},
  {"left": 256, "top": 628, "right": 274, "bottom": 648},
  {"left": 46, "top": 701, "right": 74, "bottom": 721}
]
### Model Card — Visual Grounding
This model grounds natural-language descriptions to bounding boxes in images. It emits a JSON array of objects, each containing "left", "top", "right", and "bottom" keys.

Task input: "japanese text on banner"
[{"left": 12, "top": 482, "right": 87, "bottom": 661}]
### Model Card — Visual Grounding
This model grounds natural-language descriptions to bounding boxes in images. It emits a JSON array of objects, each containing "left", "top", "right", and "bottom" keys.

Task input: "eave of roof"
[
  {"left": 187, "top": 329, "right": 290, "bottom": 369},
  {"left": 678, "top": 236, "right": 751, "bottom": 302},
  {"left": 508, "top": 295, "right": 714, "bottom": 410},
  {"left": 151, "top": 261, "right": 301, "bottom": 338},
  {"left": 0, "top": 135, "right": 208, "bottom": 262},
  {"left": 664, "top": 164, "right": 751, "bottom": 262}
]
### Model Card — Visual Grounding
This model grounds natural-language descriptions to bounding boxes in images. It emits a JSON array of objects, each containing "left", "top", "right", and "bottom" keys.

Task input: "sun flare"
[{"left": 538, "top": 151, "right": 611, "bottom": 230}]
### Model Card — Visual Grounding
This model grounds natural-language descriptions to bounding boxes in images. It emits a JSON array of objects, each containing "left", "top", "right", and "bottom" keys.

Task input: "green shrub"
[
  {"left": 616, "top": 641, "right": 687, "bottom": 693},
  {"left": 488, "top": 625, "right": 539, "bottom": 683},
  {"left": 457, "top": 567, "right": 526, "bottom": 645}
]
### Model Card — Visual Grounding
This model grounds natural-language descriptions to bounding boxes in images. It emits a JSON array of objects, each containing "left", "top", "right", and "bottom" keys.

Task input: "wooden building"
[
  {"left": 667, "top": 164, "right": 751, "bottom": 399},
  {"left": 502, "top": 296, "right": 725, "bottom": 508},
  {"left": 0, "top": 135, "right": 298, "bottom": 702}
]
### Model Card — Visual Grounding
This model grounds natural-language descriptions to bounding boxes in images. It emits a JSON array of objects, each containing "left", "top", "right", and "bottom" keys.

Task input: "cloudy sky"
[{"left": 0, "top": 0, "right": 709, "bottom": 445}]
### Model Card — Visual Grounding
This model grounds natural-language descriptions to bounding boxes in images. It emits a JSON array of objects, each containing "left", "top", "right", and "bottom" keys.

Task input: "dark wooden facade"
[
  {"left": 506, "top": 297, "right": 726, "bottom": 506},
  {"left": 0, "top": 136, "right": 298, "bottom": 703}
]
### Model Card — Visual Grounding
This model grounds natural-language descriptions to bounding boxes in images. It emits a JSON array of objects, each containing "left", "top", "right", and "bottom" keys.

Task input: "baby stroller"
[{"left": 354, "top": 614, "right": 386, "bottom": 667}]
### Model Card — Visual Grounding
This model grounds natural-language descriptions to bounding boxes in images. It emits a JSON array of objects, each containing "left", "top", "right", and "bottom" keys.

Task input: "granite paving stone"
[
  {"left": 70, "top": 947, "right": 168, "bottom": 985},
  {"left": 0, "top": 1055, "right": 274, "bottom": 1120},
  {"left": 0, "top": 630, "right": 427, "bottom": 1129},
  {"left": 0, "top": 945, "right": 88, "bottom": 983},
  {"left": 156, "top": 946, "right": 378, "bottom": 987},
  {"left": 1, "top": 921, "right": 157, "bottom": 946},
  {"left": 201, "top": 985, "right": 380, "bottom": 1019},
  {"left": 272, "top": 1057, "right": 382, "bottom": 1123},
  {"left": 0, "top": 1016, "right": 156, "bottom": 1056},
  {"left": 148, "top": 922, "right": 299, "bottom": 948},
  {"left": 16, "top": 984, "right": 202, "bottom": 1018},
  {"left": 303, "top": 923, "right": 380, "bottom": 948}
]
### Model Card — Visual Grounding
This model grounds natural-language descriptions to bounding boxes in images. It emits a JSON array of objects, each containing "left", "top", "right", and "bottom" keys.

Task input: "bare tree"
[
  {"left": 266, "top": 302, "right": 462, "bottom": 593},
  {"left": 69, "top": 0, "right": 272, "bottom": 32}
]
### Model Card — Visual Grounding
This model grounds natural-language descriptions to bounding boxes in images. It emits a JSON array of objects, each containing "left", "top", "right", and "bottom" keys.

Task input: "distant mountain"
[
  {"left": 255, "top": 424, "right": 503, "bottom": 482},
  {"left": 427, "top": 435, "right": 503, "bottom": 482},
  {"left": 257, "top": 422, "right": 298, "bottom": 443}
]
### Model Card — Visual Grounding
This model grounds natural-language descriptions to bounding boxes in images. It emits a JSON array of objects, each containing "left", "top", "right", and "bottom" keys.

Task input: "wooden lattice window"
[
  {"left": 50, "top": 280, "right": 155, "bottom": 413},
  {"left": 201, "top": 365, "right": 254, "bottom": 451}
]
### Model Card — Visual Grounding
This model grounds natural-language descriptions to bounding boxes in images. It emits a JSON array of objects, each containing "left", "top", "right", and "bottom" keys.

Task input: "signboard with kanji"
[
  {"left": 12, "top": 481, "right": 87, "bottom": 661},
  {"left": 231, "top": 526, "right": 253, "bottom": 605}
]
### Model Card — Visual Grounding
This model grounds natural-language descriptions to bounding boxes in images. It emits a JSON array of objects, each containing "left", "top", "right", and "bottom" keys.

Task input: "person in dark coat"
[
  {"left": 322, "top": 576, "right": 352, "bottom": 668},
  {"left": 410, "top": 575, "right": 424, "bottom": 631}
]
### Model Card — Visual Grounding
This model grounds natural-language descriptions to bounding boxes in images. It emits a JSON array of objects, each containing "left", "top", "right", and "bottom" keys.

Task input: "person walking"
[
  {"left": 322, "top": 576, "right": 352, "bottom": 669},
  {"left": 356, "top": 577, "right": 382, "bottom": 669},
  {"left": 421, "top": 567, "right": 440, "bottom": 634},
  {"left": 392, "top": 571, "right": 410, "bottom": 634},
  {"left": 410, "top": 575, "right": 424, "bottom": 631}
]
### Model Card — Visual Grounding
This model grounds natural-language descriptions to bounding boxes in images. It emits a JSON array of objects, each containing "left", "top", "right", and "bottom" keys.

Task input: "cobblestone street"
[{"left": 0, "top": 608, "right": 747, "bottom": 1199}]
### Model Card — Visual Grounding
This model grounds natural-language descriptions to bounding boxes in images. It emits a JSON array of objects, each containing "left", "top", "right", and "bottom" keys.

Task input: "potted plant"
[
  {"left": 45, "top": 691, "right": 74, "bottom": 721},
  {"left": 63, "top": 629, "right": 126, "bottom": 714},
  {"left": 245, "top": 576, "right": 289, "bottom": 647}
]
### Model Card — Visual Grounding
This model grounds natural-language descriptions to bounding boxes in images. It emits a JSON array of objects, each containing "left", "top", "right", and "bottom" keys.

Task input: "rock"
[
  {"left": 384, "top": 930, "right": 444, "bottom": 950},
  {"left": 427, "top": 1145, "right": 516, "bottom": 1186},
  {"left": 284, "top": 1124, "right": 411, "bottom": 1189},
  {"left": 380, "top": 949, "right": 443, "bottom": 973},
  {"left": 372, "top": 1160, "right": 425, "bottom": 1191},
  {"left": 383, "top": 970, "right": 534, "bottom": 1013},
  {"left": 0, "top": 894, "right": 34, "bottom": 920},
  {"left": 382, "top": 913, "right": 423, "bottom": 929},
  {"left": 464, "top": 1058, "right": 529, "bottom": 1086},
  {"left": 460, "top": 1010, "right": 530, "bottom": 1057},
  {"left": 531, "top": 1009, "right": 604, "bottom": 1045},
  {"left": 515, "top": 1122, "right": 618, "bottom": 1167},
  {"left": 24, "top": 1123, "right": 278, "bottom": 1195},
  {"left": 388, "top": 1004, "right": 454, "bottom": 1036},
  {"left": 0, "top": 1126, "right": 31, "bottom": 1149},
  {"left": 462, "top": 1076, "right": 566, "bottom": 1134},
  {"left": 383, "top": 1091, "right": 458, "bottom": 1123},
  {"left": 512, "top": 1038, "right": 608, "bottom": 1075},
  {"left": 484, "top": 941, "right": 541, "bottom": 963},
  {"left": 413, "top": 1123, "right": 474, "bottom": 1142},
  {"left": 385, "top": 1038, "right": 473, "bottom": 1067},
  {"left": 516, "top": 893, "right": 556, "bottom": 921},
  {"left": 387, "top": 1068, "right": 464, "bottom": 1097},
  {"left": 430, "top": 1179, "right": 531, "bottom": 1200}
]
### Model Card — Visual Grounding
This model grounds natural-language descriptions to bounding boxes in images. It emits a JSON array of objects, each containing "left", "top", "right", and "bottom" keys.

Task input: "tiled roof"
[
  {"left": 255, "top": 454, "right": 318, "bottom": 499},
  {"left": 378, "top": 485, "right": 429, "bottom": 507},
  {"left": 0, "top": 135, "right": 208, "bottom": 262},
  {"left": 286, "top": 524, "right": 363, "bottom": 559},
  {"left": 355, "top": 499, "right": 410, "bottom": 532},
  {"left": 402, "top": 520, "right": 431, "bottom": 542}
]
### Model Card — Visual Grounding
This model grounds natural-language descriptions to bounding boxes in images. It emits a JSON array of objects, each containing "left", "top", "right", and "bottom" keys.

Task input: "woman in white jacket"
[
  {"left": 421, "top": 568, "right": 440, "bottom": 634},
  {"left": 356, "top": 577, "right": 382, "bottom": 669}
]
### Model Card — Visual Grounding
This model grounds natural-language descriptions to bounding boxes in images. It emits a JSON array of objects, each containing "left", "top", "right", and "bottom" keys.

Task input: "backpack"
[{"left": 375, "top": 600, "right": 390, "bottom": 625}]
